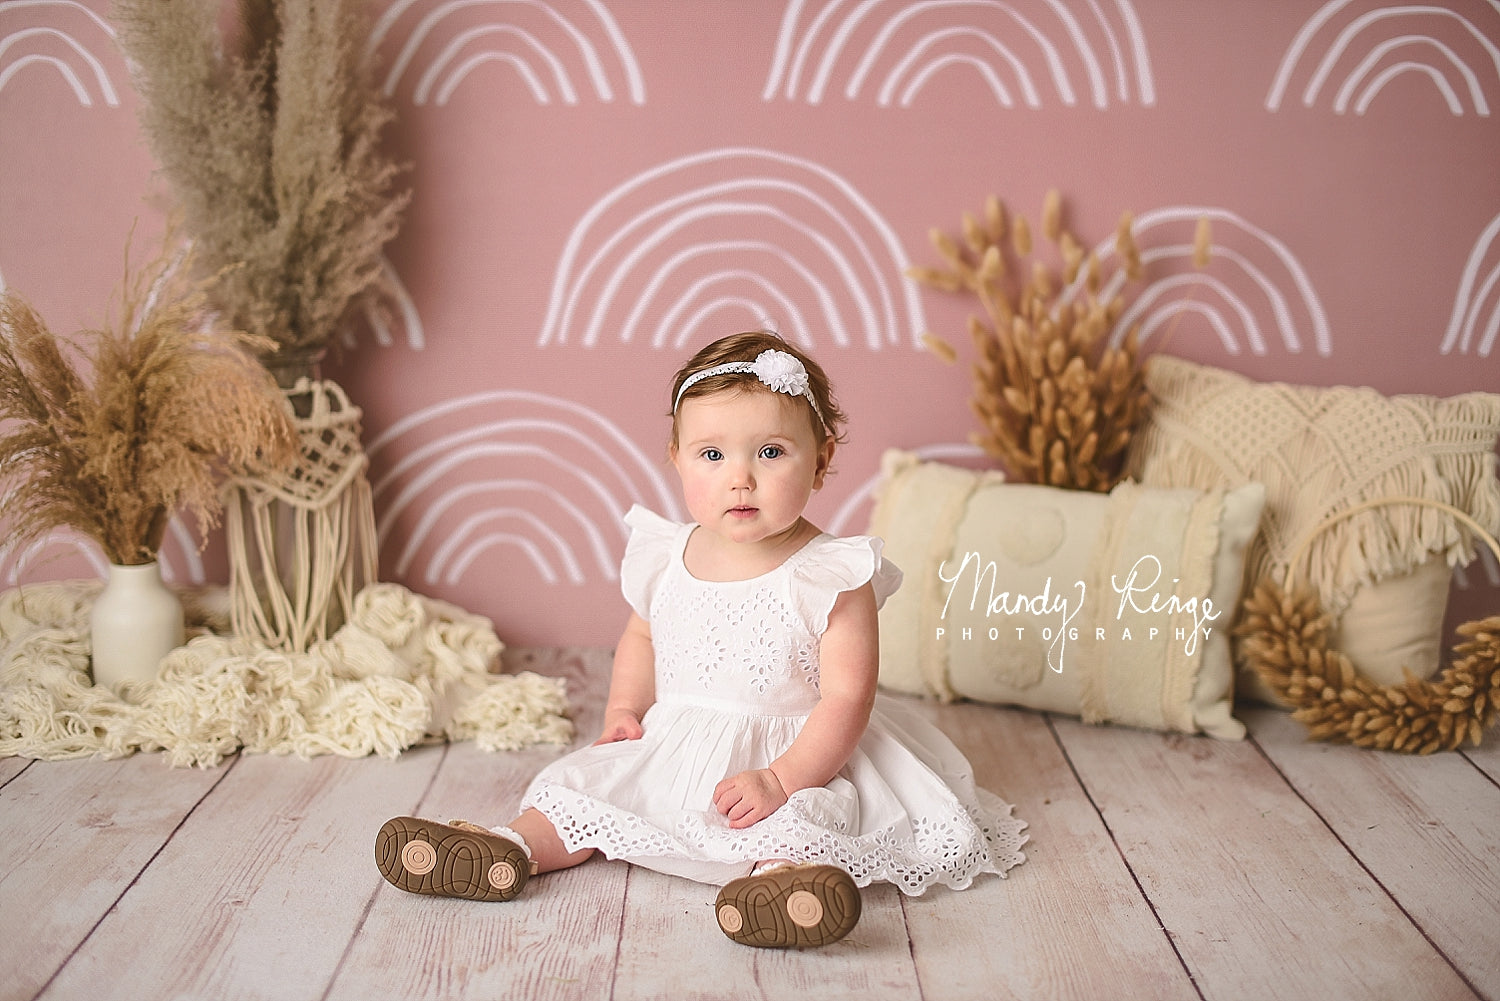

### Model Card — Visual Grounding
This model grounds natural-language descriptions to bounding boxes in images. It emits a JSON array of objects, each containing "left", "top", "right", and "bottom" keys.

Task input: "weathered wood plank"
[
  {"left": 611, "top": 863, "right": 921, "bottom": 1001},
  {"left": 38, "top": 749, "right": 441, "bottom": 1001},
  {"left": 0, "top": 753, "right": 229, "bottom": 1001},
  {"left": 0, "top": 754, "right": 33, "bottom": 786},
  {"left": 1247, "top": 706, "right": 1500, "bottom": 999},
  {"left": 1053, "top": 716, "right": 1478, "bottom": 1001},
  {"left": 15, "top": 648, "right": 1496, "bottom": 1001},
  {"left": 1462, "top": 734, "right": 1500, "bottom": 786},
  {"left": 898, "top": 699, "right": 1198, "bottom": 1001},
  {"left": 326, "top": 648, "right": 625, "bottom": 1001}
]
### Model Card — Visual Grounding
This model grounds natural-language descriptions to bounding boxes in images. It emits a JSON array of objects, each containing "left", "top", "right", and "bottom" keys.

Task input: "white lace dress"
[{"left": 519, "top": 506, "right": 1028, "bottom": 894}]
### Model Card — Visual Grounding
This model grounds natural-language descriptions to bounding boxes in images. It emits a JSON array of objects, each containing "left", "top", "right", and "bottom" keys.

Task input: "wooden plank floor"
[{"left": 2, "top": 647, "right": 1497, "bottom": 1001}]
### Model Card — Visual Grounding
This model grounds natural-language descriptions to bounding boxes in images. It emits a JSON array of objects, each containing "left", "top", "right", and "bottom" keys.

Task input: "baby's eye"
[
  {"left": 701, "top": 448, "right": 724, "bottom": 461},
  {"left": 759, "top": 445, "right": 784, "bottom": 460}
]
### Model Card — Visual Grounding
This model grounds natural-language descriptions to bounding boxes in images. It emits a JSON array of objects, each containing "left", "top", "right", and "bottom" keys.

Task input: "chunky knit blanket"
[{"left": 0, "top": 581, "right": 573, "bottom": 767}]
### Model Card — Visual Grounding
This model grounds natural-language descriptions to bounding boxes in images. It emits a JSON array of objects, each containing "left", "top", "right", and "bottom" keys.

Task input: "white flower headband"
[{"left": 673, "top": 348, "right": 828, "bottom": 432}]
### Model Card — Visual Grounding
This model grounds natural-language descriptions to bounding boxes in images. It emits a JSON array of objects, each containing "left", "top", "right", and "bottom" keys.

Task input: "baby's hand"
[
  {"left": 593, "top": 708, "right": 644, "bottom": 746},
  {"left": 712, "top": 769, "right": 788, "bottom": 829}
]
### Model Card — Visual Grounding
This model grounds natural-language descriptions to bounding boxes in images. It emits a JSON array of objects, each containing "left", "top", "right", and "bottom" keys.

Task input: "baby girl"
[{"left": 377, "top": 331, "right": 1026, "bottom": 948}]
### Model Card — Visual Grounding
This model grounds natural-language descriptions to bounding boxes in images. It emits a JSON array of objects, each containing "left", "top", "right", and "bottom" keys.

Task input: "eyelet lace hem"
[{"left": 523, "top": 781, "right": 1028, "bottom": 896}]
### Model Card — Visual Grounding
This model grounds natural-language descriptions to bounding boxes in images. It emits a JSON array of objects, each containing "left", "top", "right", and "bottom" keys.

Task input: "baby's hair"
[{"left": 668, "top": 331, "right": 848, "bottom": 450}]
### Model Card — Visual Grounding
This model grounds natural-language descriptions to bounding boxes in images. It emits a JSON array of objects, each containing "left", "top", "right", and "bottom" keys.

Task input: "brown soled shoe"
[
  {"left": 714, "top": 864, "right": 862, "bottom": 948},
  {"left": 375, "top": 817, "right": 535, "bottom": 902}
]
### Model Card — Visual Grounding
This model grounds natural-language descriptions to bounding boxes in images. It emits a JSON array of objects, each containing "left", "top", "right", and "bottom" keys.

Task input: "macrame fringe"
[
  {"left": 226, "top": 377, "right": 378, "bottom": 652},
  {"left": 1134, "top": 356, "right": 1500, "bottom": 618},
  {"left": 0, "top": 580, "right": 574, "bottom": 768}
]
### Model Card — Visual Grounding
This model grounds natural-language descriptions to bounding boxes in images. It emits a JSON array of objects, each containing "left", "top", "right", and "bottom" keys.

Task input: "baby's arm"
[
  {"left": 594, "top": 612, "right": 656, "bottom": 745},
  {"left": 713, "top": 582, "right": 879, "bottom": 828}
]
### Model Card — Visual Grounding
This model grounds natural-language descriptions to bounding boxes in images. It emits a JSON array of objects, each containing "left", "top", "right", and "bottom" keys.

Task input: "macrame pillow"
[
  {"left": 869, "top": 450, "right": 1264, "bottom": 739},
  {"left": 1126, "top": 355, "right": 1500, "bottom": 700}
]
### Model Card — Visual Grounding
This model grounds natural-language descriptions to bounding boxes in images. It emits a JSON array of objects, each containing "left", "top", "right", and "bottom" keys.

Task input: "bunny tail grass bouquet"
[
  {"left": 0, "top": 232, "right": 298, "bottom": 685},
  {"left": 910, "top": 191, "right": 1212, "bottom": 492}
]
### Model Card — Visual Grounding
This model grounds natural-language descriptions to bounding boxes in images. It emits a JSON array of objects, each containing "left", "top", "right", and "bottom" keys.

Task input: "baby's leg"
[{"left": 507, "top": 807, "right": 594, "bottom": 873}]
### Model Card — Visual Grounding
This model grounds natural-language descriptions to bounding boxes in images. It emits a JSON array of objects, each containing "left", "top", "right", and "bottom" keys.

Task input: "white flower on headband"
[
  {"left": 751, "top": 349, "right": 809, "bottom": 397},
  {"left": 673, "top": 346, "right": 829, "bottom": 432}
]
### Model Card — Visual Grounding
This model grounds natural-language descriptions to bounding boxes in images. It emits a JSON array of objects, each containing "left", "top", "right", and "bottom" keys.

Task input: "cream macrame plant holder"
[{"left": 226, "top": 377, "right": 377, "bottom": 652}]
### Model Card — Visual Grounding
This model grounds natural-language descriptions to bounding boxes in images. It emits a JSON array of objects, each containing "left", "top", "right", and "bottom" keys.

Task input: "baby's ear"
[{"left": 813, "top": 436, "right": 836, "bottom": 488}]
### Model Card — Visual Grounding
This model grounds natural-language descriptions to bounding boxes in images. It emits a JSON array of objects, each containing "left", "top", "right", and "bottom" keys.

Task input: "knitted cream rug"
[{"left": 0, "top": 580, "right": 573, "bottom": 767}]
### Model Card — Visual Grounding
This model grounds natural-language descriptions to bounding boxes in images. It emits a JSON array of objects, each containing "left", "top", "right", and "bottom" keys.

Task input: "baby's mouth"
[{"left": 728, "top": 505, "right": 758, "bottom": 517}]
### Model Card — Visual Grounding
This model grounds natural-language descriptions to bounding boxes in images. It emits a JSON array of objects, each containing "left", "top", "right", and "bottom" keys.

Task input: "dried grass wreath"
[{"left": 1236, "top": 497, "right": 1500, "bottom": 754}]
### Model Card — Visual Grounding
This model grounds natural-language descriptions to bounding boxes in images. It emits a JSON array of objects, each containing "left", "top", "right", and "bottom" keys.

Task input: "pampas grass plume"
[
  {"left": 112, "top": 0, "right": 409, "bottom": 359},
  {"left": 0, "top": 231, "right": 298, "bottom": 566}
]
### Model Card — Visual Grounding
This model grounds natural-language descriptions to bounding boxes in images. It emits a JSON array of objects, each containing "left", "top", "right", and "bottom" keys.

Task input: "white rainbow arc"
[
  {"left": 879, "top": 31, "right": 1036, "bottom": 107},
  {"left": 367, "top": 0, "right": 645, "bottom": 106},
  {"left": 366, "top": 392, "right": 680, "bottom": 587},
  {"left": 350, "top": 254, "right": 425, "bottom": 351},
  {"left": 1266, "top": 0, "right": 1500, "bottom": 115},
  {"left": 538, "top": 147, "right": 924, "bottom": 351},
  {"left": 1062, "top": 207, "right": 1331, "bottom": 357},
  {"left": 0, "top": 518, "right": 207, "bottom": 588},
  {"left": 764, "top": 0, "right": 1155, "bottom": 108},
  {"left": 826, "top": 441, "right": 986, "bottom": 536},
  {"left": 1441, "top": 212, "right": 1500, "bottom": 357},
  {"left": 416, "top": 25, "right": 574, "bottom": 105},
  {"left": 0, "top": 0, "right": 121, "bottom": 107}
]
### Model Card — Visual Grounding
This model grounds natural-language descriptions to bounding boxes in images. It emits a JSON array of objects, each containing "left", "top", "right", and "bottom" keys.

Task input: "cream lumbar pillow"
[
  {"left": 870, "top": 449, "right": 1264, "bottom": 739},
  {"left": 1126, "top": 355, "right": 1500, "bottom": 697}
]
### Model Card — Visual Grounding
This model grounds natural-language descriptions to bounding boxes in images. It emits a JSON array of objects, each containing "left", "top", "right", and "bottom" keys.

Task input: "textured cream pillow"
[
  {"left": 870, "top": 450, "right": 1263, "bottom": 739},
  {"left": 1127, "top": 355, "right": 1500, "bottom": 697}
]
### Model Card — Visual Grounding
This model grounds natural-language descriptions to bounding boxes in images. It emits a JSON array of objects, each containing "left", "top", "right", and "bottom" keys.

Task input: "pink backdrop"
[{"left": 2, "top": 0, "right": 1497, "bottom": 647}]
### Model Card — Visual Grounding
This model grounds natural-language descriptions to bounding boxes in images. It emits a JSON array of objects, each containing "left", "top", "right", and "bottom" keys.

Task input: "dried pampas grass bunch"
[
  {"left": 0, "top": 233, "right": 299, "bottom": 566},
  {"left": 911, "top": 192, "right": 1209, "bottom": 491},
  {"left": 112, "top": 0, "right": 408, "bottom": 363}
]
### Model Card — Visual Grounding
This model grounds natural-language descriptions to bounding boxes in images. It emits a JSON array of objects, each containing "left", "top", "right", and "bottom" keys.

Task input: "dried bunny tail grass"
[
  {"left": 920, "top": 332, "right": 958, "bottom": 364},
  {"left": 1237, "top": 580, "right": 1499, "bottom": 753},
  {"left": 1193, "top": 217, "right": 1214, "bottom": 269},
  {"left": 1011, "top": 214, "right": 1033, "bottom": 258},
  {"left": 113, "top": 0, "right": 409, "bottom": 358},
  {"left": 1041, "top": 189, "right": 1063, "bottom": 243},
  {"left": 908, "top": 191, "right": 1153, "bottom": 491},
  {"left": 1115, "top": 211, "right": 1142, "bottom": 280},
  {"left": 0, "top": 230, "right": 299, "bottom": 565}
]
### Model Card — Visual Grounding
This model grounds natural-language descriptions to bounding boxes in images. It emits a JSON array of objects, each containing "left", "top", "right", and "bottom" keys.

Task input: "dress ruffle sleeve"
[
  {"left": 619, "top": 505, "right": 682, "bottom": 620},
  {"left": 792, "top": 535, "right": 903, "bottom": 635}
]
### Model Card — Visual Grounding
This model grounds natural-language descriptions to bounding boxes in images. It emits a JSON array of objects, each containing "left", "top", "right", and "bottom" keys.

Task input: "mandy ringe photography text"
[{"left": 936, "top": 552, "right": 1222, "bottom": 673}]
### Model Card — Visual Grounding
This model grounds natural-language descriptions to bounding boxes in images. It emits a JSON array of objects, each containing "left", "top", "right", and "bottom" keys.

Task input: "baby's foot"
[
  {"left": 714, "top": 863, "right": 861, "bottom": 948},
  {"left": 376, "top": 816, "right": 536, "bottom": 902}
]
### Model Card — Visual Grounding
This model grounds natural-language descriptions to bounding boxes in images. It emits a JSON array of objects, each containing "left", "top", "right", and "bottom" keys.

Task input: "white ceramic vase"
[{"left": 90, "top": 562, "right": 184, "bottom": 688}]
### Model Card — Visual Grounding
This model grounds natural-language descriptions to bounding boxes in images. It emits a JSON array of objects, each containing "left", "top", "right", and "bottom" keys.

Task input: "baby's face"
[{"left": 671, "top": 388, "right": 833, "bottom": 548}]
